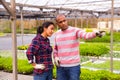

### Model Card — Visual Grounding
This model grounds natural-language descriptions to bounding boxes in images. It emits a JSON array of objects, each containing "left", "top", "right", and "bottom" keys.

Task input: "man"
[{"left": 53, "top": 14, "right": 104, "bottom": 80}]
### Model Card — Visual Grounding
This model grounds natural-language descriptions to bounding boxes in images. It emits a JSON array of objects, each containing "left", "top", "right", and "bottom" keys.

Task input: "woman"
[{"left": 26, "top": 21, "right": 55, "bottom": 80}]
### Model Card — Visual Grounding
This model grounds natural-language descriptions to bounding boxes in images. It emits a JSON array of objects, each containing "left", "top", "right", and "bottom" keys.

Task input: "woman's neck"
[{"left": 41, "top": 32, "right": 47, "bottom": 38}]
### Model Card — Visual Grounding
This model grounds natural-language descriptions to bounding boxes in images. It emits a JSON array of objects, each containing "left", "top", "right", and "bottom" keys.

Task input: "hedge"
[
  {"left": 0, "top": 57, "right": 33, "bottom": 74},
  {"left": 85, "top": 32, "right": 120, "bottom": 43},
  {"left": 18, "top": 43, "right": 110, "bottom": 57},
  {"left": 80, "top": 69, "right": 120, "bottom": 80},
  {"left": 80, "top": 43, "right": 109, "bottom": 57},
  {"left": 0, "top": 57, "right": 120, "bottom": 79}
]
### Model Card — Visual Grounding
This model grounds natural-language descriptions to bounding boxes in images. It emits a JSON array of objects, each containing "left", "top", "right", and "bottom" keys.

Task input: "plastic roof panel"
[{"left": 1, "top": 0, "right": 120, "bottom": 13}]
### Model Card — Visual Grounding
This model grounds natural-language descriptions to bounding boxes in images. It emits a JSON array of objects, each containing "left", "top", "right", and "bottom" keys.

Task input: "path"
[
  {"left": 0, "top": 71, "right": 33, "bottom": 80},
  {"left": 0, "top": 71, "right": 56, "bottom": 80}
]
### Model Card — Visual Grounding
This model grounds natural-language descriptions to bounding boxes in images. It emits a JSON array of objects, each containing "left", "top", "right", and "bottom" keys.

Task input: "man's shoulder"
[
  {"left": 68, "top": 26, "right": 81, "bottom": 31},
  {"left": 69, "top": 26, "right": 78, "bottom": 30},
  {"left": 55, "top": 29, "right": 61, "bottom": 34}
]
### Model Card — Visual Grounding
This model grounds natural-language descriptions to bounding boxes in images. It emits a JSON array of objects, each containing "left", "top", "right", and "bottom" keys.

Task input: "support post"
[
  {"left": 11, "top": 0, "right": 17, "bottom": 80},
  {"left": 110, "top": 0, "right": 114, "bottom": 73}
]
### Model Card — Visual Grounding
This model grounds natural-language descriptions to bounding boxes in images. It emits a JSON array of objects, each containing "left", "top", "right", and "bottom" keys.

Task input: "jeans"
[
  {"left": 34, "top": 69, "right": 52, "bottom": 80},
  {"left": 57, "top": 65, "right": 81, "bottom": 80}
]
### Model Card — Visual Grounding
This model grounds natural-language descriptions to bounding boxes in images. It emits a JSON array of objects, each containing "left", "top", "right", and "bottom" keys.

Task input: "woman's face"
[{"left": 44, "top": 24, "right": 55, "bottom": 37}]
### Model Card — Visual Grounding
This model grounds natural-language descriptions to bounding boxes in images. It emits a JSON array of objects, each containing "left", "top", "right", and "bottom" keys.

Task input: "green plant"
[
  {"left": 85, "top": 28, "right": 93, "bottom": 32},
  {"left": 113, "top": 32, "right": 120, "bottom": 42},
  {"left": 0, "top": 33, "right": 5, "bottom": 36},
  {"left": 80, "top": 43, "right": 109, "bottom": 57},
  {"left": 85, "top": 33, "right": 111, "bottom": 42},
  {"left": 0, "top": 57, "right": 12, "bottom": 72},
  {"left": 0, "top": 56, "right": 120, "bottom": 79},
  {"left": 113, "top": 43, "right": 120, "bottom": 51},
  {"left": 82, "top": 60, "right": 120, "bottom": 70},
  {"left": 102, "top": 52, "right": 120, "bottom": 58},
  {"left": 0, "top": 57, "right": 33, "bottom": 74},
  {"left": 80, "top": 69, "right": 120, "bottom": 80},
  {"left": 84, "top": 32, "right": 120, "bottom": 43},
  {"left": 81, "top": 56, "right": 90, "bottom": 62},
  {"left": 17, "top": 59, "right": 33, "bottom": 74},
  {"left": 17, "top": 45, "right": 29, "bottom": 50},
  {"left": 0, "top": 56, "right": 4, "bottom": 70},
  {"left": 53, "top": 65, "right": 57, "bottom": 79}
]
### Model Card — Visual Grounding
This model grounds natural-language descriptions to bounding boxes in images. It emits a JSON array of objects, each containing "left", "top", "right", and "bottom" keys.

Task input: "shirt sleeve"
[
  {"left": 76, "top": 28, "right": 96, "bottom": 40},
  {"left": 26, "top": 38, "right": 40, "bottom": 63}
]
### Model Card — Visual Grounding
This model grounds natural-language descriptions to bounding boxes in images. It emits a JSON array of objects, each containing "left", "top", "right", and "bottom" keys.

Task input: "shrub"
[
  {"left": 80, "top": 69, "right": 120, "bottom": 80},
  {"left": 80, "top": 43, "right": 109, "bottom": 57},
  {"left": 0, "top": 57, "right": 5, "bottom": 70},
  {"left": 85, "top": 33, "right": 110, "bottom": 42},
  {"left": 17, "top": 45, "right": 29, "bottom": 50},
  {"left": 85, "top": 32, "right": 120, "bottom": 43},
  {"left": 0, "top": 57, "right": 33, "bottom": 74},
  {"left": 0, "top": 57, "right": 12, "bottom": 72},
  {"left": 53, "top": 65, "right": 57, "bottom": 79},
  {"left": 113, "top": 32, "right": 120, "bottom": 42},
  {"left": 0, "top": 57, "right": 120, "bottom": 79},
  {"left": 17, "top": 59, "right": 33, "bottom": 75},
  {"left": 0, "top": 33, "right": 5, "bottom": 36},
  {"left": 85, "top": 28, "right": 93, "bottom": 32}
]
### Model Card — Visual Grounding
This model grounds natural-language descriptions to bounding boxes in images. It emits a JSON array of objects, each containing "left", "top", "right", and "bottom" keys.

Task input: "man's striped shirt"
[{"left": 53, "top": 26, "right": 96, "bottom": 67}]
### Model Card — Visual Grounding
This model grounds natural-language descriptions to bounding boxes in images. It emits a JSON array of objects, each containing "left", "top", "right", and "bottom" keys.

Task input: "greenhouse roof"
[
  {"left": 0, "top": 0, "right": 119, "bottom": 11},
  {"left": 0, "top": 0, "right": 120, "bottom": 18}
]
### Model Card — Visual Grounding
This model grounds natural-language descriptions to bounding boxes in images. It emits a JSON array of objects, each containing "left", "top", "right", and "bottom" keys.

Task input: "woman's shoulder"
[{"left": 32, "top": 34, "right": 41, "bottom": 40}]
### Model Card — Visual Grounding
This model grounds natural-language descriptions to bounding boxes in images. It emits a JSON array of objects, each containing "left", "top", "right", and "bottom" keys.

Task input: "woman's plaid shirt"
[{"left": 26, "top": 34, "right": 53, "bottom": 75}]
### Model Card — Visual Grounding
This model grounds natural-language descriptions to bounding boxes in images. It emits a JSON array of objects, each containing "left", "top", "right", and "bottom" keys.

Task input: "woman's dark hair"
[{"left": 37, "top": 21, "right": 54, "bottom": 34}]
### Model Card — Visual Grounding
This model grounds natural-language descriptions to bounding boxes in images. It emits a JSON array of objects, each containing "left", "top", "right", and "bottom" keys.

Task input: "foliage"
[
  {"left": 0, "top": 57, "right": 12, "bottom": 72},
  {"left": 0, "top": 56, "right": 4, "bottom": 70},
  {"left": 0, "top": 20, "right": 11, "bottom": 33},
  {"left": 85, "top": 28, "right": 93, "bottom": 32},
  {"left": 0, "top": 56, "right": 120, "bottom": 79},
  {"left": 113, "top": 32, "right": 120, "bottom": 42},
  {"left": 102, "top": 52, "right": 120, "bottom": 58},
  {"left": 0, "top": 33, "right": 5, "bottom": 36},
  {"left": 0, "top": 57, "right": 33, "bottom": 74},
  {"left": 82, "top": 60, "right": 120, "bottom": 70},
  {"left": 80, "top": 43, "right": 110, "bottom": 57},
  {"left": 17, "top": 43, "right": 110, "bottom": 57},
  {"left": 80, "top": 56, "right": 90, "bottom": 62},
  {"left": 53, "top": 68, "right": 120, "bottom": 80},
  {"left": 23, "top": 28, "right": 36, "bottom": 34},
  {"left": 0, "top": 20, "right": 56, "bottom": 34},
  {"left": 17, "top": 59, "right": 33, "bottom": 74},
  {"left": 84, "top": 32, "right": 110, "bottom": 42},
  {"left": 85, "top": 32, "right": 120, "bottom": 43},
  {"left": 81, "top": 69, "right": 120, "bottom": 80},
  {"left": 52, "top": 65, "right": 57, "bottom": 79},
  {"left": 17, "top": 45, "right": 29, "bottom": 50},
  {"left": 113, "top": 43, "right": 120, "bottom": 51}
]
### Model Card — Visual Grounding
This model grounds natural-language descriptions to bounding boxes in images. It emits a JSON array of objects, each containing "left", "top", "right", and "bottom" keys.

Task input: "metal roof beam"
[
  {"left": 0, "top": 1, "right": 107, "bottom": 13},
  {"left": 0, "top": 0, "right": 14, "bottom": 16}
]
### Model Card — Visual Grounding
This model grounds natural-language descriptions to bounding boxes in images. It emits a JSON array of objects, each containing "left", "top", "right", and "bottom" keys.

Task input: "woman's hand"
[{"left": 32, "top": 63, "right": 45, "bottom": 70}]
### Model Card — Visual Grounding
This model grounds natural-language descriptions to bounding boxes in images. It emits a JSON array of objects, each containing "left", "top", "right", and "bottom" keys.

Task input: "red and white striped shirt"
[{"left": 53, "top": 26, "right": 96, "bottom": 67}]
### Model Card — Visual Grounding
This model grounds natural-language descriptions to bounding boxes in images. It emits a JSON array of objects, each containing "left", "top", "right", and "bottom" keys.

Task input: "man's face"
[{"left": 56, "top": 15, "right": 68, "bottom": 30}]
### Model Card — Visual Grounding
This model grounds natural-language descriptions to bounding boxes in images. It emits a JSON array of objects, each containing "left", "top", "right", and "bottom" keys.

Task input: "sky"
[{"left": 0, "top": 0, "right": 120, "bottom": 12}]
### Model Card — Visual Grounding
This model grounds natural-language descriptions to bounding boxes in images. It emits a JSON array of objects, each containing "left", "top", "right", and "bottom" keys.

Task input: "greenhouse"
[{"left": 0, "top": 0, "right": 120, "bottom": 80}]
